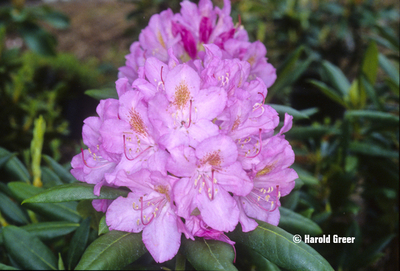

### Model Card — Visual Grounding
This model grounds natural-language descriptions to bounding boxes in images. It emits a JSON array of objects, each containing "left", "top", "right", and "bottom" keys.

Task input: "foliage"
[{"left": 0, "top": 0, "right": 398, "bottom": 270}]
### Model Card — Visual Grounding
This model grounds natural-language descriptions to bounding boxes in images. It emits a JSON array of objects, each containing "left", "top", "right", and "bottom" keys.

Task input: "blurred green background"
[{"left": 0, "top": 0, "right": 398, "bottom": 270}]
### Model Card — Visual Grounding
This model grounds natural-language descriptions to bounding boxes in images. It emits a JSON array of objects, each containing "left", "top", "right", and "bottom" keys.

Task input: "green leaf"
[
  {"left": 228, "top": 220, "right": 334, "bottom": 271},
  {"left": 23, "top": 183, "right": 129, "bottom": 204},
  {"left": 30, "top": 115, "right": 46, "bottom": 187},
  {"left": 322, "top": 60, "right": 351, "bottom": 96},
  {"left": 286, "top": 126, "right": 339, "bottom": 140},
  {"left": 19, "top": 23, "right": 56, "bottom": 56},
  {"left": 41, "top": 166, "right": 64, "bottom": 188},
  {"left": 21, "top": 221, "right": 79, "bottom": 242},
  {"left": 98, "top": 216, "right": 110, "bottom": 236},
  {"left": 74, "top": 231, "right": 147, "bottom": 270},
  {"left": 0, "top": 192, "right": 30, "bottom": 225},
  {"left": 42, "top": 11, "right": 70, "bottom": 29},
  {"left": 379, "top": 53, "right": 399, "bottom": 86},
  {"left": 0, "top": 147, "right": 30, "bottom": 183},
  {"left": 291, "top": 165, "right": 319, "bottom": 186},
  {"left": 0, "top": 152, "right": 17, "bottom": 169},
  {"left": 308, "top": 79, "right": 347, "bottom": 107},
  {"left": 42, "top": 154, "right": 76, "bottom": 183},
  {"left": 236, "top": 244, "right": 281, "bottom": 271},
  {"left": 0, "top": 263, "right": 19, "bottom": 270},
  {"left": 349, "top": 142, "right": 398, "bottom": 158},
  {"left": 362, "top": 41, "right": 379, "bottom": 85},
  {"left": 345, "top": 110, "right": 399, "bottom": 127},
  {"left": 8, "top": 182, "right": 81, "bottom": 223},
  {"left": 356, "top": 234, "right": 395, "bottom": 268},
  {"left": 360, "top": 75, "right": 383, "bottom": 110},
  {"left": 278, "top": 207, "right": 322, "bottom": 236},
  {"left": 181, "top": 238, "right": 237, "bottom": 271},
  {"left": 2, "top": 226, "right": 57, "bottom": 270},
  {"left": 67, "top": 218, "right": 91, "bottom": 270},
  {"left": 58, "top": 253, "right": 65, "bottom": 270},
  {"left": 85, "top": 88, "right": 118, "bottom": 100},
  {"left": 269, "top": 104, "right": 309, "bottom": 120}
]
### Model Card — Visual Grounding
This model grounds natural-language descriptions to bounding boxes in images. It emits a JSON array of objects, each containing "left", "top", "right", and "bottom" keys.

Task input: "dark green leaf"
[
  {"left": 98, "top": 216, "right": 109, "bottom": 236},
  {"left": 181, "top": 238, "right": 237, "bottom": 271},
  {"left": 228, "top": 220, "right": 334, "bottom": 271},
  {"left": 0, "top": 152, "right": 17, "bottom": 169},
  {"left": 356, "top": 234, "right": 395, "bottom": 268},
  {"left": 291, "top": 165, "right": 319, "bottom": 186},
  {"left": 23, "top": 183, "right": 129, "bottom": 204},
  {"left": 8, "top": 182, "right": 81, "bottom": 223},
  {"left": 67, "top": 218, "right": 91, "bottom": 270},
  {"left": 308, "top": 80, "right": 347, "bottom": 107},
  {"left": 322, "top": 60, "right": 350, "bottom": 96},
  {"left": 74, "top": 231, "right": 147, "bottom": 270},
  {"left": 21, "top": 221, "right": 79, "bottom": 242},
  {"left": 41, "top": 166, "right": 64, "bottom": 188},
  {"left": 379, "top": 53, "right": 400, "bottom": 86},
  {"left": 345, "top": 110, "right": 399, "bottom": 126},
  {"left": 349, "top": 142, "right": 398, "bottom": 158},
  {"left": 281, "top": 190, "right": 300, "bottom": 210},
  {"left": 286, "top": 125, "right": 339, "bottom": 140},
  {"left": 362, "top": 41, "right": 379, "bottom": 85},
  {"left": 236, "top": 244, "right": 281, "bottom": 271},
  {"left": 42, "top": 155, "right": 76, "bottom": 184},
  {"left": 42, "top": 11, "right": 70, "bottom": 29},
  {"left": 269, "top": 104, "right": 309, "bottom": 120},
  {"left": 76, "top": 200, "right": 104, "bottom": 231},
  {"left": 85, "top": 88, "right": 118, "bottom": 100},
  {"left": 279, "top": 207, "right": 322, "bottom": 236},
  {"left": 19, "top": 23, "right": 56, "bottom": 56},
  {"left": 0, "top": 263, "right": 19, "bottom": 270},
  {"left": 2, "top": 226, "right": 57, "bottom": 270},
  {"left": 0, "top": 147, "right": 30, "bottom": 183},
  {"left": 0, "top": 192, "right": 29, "bottom": 225},
  {"left": 360, "top": 75, "right": 383, "bottom": 110}
]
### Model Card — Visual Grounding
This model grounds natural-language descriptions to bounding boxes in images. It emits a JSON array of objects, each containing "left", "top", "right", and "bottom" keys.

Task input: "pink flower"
[
  {"left": 105, "top": 169, "right": 191, "bottom": 263},
  {"left": 118, "top": 0, "right": 276, "bottom": 89}
]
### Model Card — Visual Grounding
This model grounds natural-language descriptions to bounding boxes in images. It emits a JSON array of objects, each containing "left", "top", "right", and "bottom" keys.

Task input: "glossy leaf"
[
  {"left": 23, "top": 182, "right": 130, "bottom": 204},
  {"left": 236, "top": 244, "right": 281, "bottom": 271},
  {"left": 42, "top": 154, "right": 76, "bottom": 183},
  {"left": 41, "top": 166, "right": 64, "bottom": 188},
  {"left": 291, "top": 165, "right": 319, "bottom": 186},
  {"left": 67, "top": 218, "right": 91, "bottom": 270},
  {"left": 308, "top": 80, "right": 347, "bottom": 107},
  {"left": 345, "top": 110, "right": 399, "bottom": 127},
  {"left": 0, "top": 152, "right": 17, "bottom": 169},
  {"left": 0, "top": 263, "right": 19, "bottom": 270},
  {"left": 74, "top": 231, "right": 147, "bottom": 270},
  {"left": 19, "top": 23, "right": 56, "bottom": 56},
  {"left": 379, "top": 53, "right": 399, "bottom": 86},
  {"left": 2, "top": 226, "right": 57, "bottom": 270},
  {"left": 98, "top": 216, "right": 109, "bottom": 236},
  {"left": 278, "top": 207, "right": 323, "bottom": 236},
  {"left": 85, "top": 88, "right": 118, "bottom": 100},
  {"left": 286, "top": 125, "right": 339, "bottom": 140},
  {"left": 0, "top": 192, "right": 29, "bottom": 225},
  {"left": 8, "top": 182, "right": 81, "bottom": 223},
  {"left": 0, "top": 147, "right": 30, "bottom": 183},
  {"left": 42, "top": 11, "right": 70, "bottom": 29},
  {"left": 350, "top": 142, "right": 398, "bottom": 158},
  {"left": 362, "top": 41, "right": 379, "bottom": 85},
  {"left": 269, "top": 104, "right": 309, "bottom": 120},
  {"left": 322, "top": 60, "right": 350, "bottom": 96},
  {"left": 21, "top": 221, "right": 79, "bottom": 242},
  {"left": 228, "top": 220, "right": 334, "bottom": 271},
  {"left": 181, "top": 238, "right": 237, "bottom": 271}
]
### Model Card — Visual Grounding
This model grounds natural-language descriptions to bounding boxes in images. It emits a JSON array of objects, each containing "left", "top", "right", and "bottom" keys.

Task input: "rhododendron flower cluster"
[{"left": 71, "top": 0, "right": 297, "bottom": 264}]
